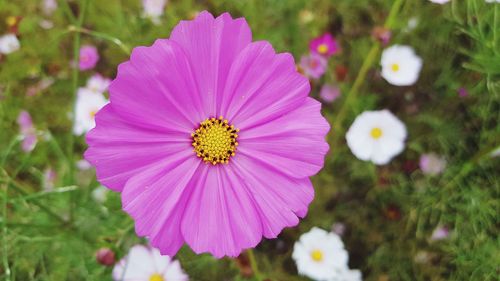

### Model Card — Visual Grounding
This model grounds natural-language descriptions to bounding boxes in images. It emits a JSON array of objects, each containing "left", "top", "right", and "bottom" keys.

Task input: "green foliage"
[{"left": 0, "top": 0, "right": 498, "bottom": 280}]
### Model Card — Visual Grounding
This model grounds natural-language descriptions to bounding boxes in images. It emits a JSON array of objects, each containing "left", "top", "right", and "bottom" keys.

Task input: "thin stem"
[
  {"left": 68, "top": 26, "right": 131, "bottom": 55},
  {"left": 246, "top": 249, "right": 262, "bottom": 280},
  {"left": 1, "top": 179, "right": 11, "bottom": 280},
  {"left": 67, "top": 0, "right": 89, "bottom": 221},
  {"left": 330, "top": 0, "right": 404, "bottom": 145}
]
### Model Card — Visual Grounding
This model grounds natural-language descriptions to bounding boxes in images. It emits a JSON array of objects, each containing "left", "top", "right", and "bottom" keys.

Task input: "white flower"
[
  {"left": 142, "top": 0, "right": 167, "bottom": 24},
  {"left": 332, "top": 269, "right": 363, "bottom": 281},
  {"left": 419, "top": 153, "right": 446, "bottom": 175},
  {"left": 112, "top": 245, "right": 188, "bottom": 281},
  {"left": 86, "top": 74, "right": 111, "bottom": 94},
  {"left": 429, "top": 0, "right": 450, "bottom": 4},
  {"left": 42, "top": 0, "right": 58, "bottom": 15},
  {"left": 0, "top": 34, "right": 20, "bottom": 55},
  {"left": 73, "top": 88, "right": 108, "bottom": 135},
  {"left": 380, "top": 45, "right": 422, "bottom": 86},
  {"left": 292, "top": 227, "right": 349, "bottom": 281},
  {"left": 346, "top": 110, "right": 407, "bottom": 165},
  {"left": 485, "top": 0, "right": 500, "bottom": 3},
  {"left": 91, "top": 186, "right": 109, "bottom": 203}
]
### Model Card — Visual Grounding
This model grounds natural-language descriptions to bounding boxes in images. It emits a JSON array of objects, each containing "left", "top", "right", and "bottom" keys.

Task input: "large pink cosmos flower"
[{"left": 85, "top": 11, "right": 330, "bottom": 258}]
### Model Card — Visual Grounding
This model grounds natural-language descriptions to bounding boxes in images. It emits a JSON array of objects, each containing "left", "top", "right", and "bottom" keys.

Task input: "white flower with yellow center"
[
  {"left": 380, "top": 45, "right": 422, "bottom": 86},
  {"left": 73, "top": 88, "right": 108, "bottom": 135},
  {"left": 0, "top": 34, "right": 20, "bottom": 55},
  {"left": 346, "top": 110, "right": 407, "bottom": 165},
  {"left": 112, "top": 245, "right": 188, "bottom": 281},
  {"left": 292, "top": 227, "right": 349, "bottom": 281}
]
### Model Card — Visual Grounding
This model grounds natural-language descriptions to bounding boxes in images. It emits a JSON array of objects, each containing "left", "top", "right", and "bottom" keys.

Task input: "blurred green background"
[{"left": 0, "top": 0, "right": 498, "bottom": 280}]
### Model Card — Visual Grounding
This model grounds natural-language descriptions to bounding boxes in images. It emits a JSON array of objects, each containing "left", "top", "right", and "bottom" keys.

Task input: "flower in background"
[
  {"left": 92, "top": 185, "right": 109, "bottom": 204},
  {"left": 42, "top": 0, "right": 58, "bottom": 16},
  {"left": 430, "top": 225, "right": 450, "bottom": 241},
  {"left": 43, "top": 167, "right": 57, "bottom": 191},
  {"left": 310, "top": 33, "right": 339, "bottom": 57},
  {"left": 79, "top": 45, "right": 99, "bottom": 71},
  {"left": 419, "top": 153, "right": 446, "bottom": 175},
  {"left": 17, "top": 111, "right": 37, "bottom": 152},
  {"left": 86, "top": 74, "right": 111, "bottom": 94},
  {"left": 96, "top": 247, "right": 116, "bottom": 266},
  {"left": 457, "top": 87, "right": 468, "bottom": 98},
  {"left": 372, "top": 26, "right": 391, "bottom": 45},
  {"left": 77, "top": 159, "right": 92, "bottom": 170},
  {"left": 0, "top": 34, "right": 20, "bottom": 55},
  {"left": 331, "top": 222, "right": 346, "bottom": 236},
  {"left": 380, "top": 45, "right": 422, "bottom": 86},
  {"left": 112, "top": 245, "right": 188, "bottom": 281},
  {"left": 300, "top": 53, "right": 328, "bottom": 79},
  {"left": 85, "top": 11, "right": 329, "bottom": 258},
  {"left": 346, "top": 110, "right": 407, "bottom": 165},
  {"left": 319, "top": 83, "right": 340, "bottom": 103},
  {"left": 74, "top": 88, "right": 108, "bottom": 135},
  {"left": 292, "top": 227, "right": 361, "bottom": 281},
  {"left": 142, "top": 0, "right": 167, "bottom": 24},
  {"left": 485, "top": 0, "right": 500, "bottom": 3}
]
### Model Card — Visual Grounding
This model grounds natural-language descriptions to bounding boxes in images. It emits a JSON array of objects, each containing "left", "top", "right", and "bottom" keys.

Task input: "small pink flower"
[
  {"left": 96, "top": 247, "right": 116, "bottom": 266},
  {"left": 319, "top": 83, "right": 340, "bottom": 103},
  {"left": 17, "top": 111, "right": 37, "bottom": 152},
  {"left": 309, "top": 33, "right": 339, "bottom": 57},
  {"left": 419, "top": 153, "right": 446, "bottom": 175},
  {"left": 458, "top": 87, "right": 468, "bottom": 98},
  {"left": 43, "top": 167, "right": 57, "bottom": 191},
  {"left": 79, "top": 45, "right": 99, "bottom": 71},
  {"left": 331, "top": 222, "right": 346, "bottom": 236},
  {"left": 431, "top": 225, "right": 449, "bottom": 241},
  {"left": 300, "top": 53, "right": 327, "bottom": 79}
]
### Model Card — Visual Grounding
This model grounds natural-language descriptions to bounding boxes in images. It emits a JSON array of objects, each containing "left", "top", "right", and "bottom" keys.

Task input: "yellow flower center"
[
  {"left": 370, "top": 127, "right": 383, "bottom": 139},
  {"left": 149, "top": 273, "right": 164, "bottom": 281},
  {"left": 89, "top": 109, "right": 98, "bottom": 119},
  {"left": 317, "top": 43, "right": 329, "bottom": 54},
  {"left": 391, "top": 63, "right": 400, "bottom": 72},
  {"left": 192, "top": 116, "right": 239, "bottom": 165},
  {"left": 310, "top": 249, "right": 324, "bottom": 262}
]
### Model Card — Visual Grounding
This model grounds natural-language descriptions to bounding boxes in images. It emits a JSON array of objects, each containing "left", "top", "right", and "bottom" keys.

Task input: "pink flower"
[
  {"left": 86, "top": 74, "right": 111, "bottom": 94},
  {"left": 309, "top": 33, "right": 339, "bottom": 57},
  {"left": 419, "top": 153, "right": 446, "bottom": 175},
  {"left": 17, "top": 111, "right": 37, "bottom": 152},
  {"left": 319, "top": 83, "right": 340, "bottom": 103},
  {"left": 79, "top": 45, "right": 99, "bottom": 71},
  {"left": 300, "top": 53, "right": 327, "bottom": 79},
  {"left": 431, "top": 225, "right": 450, "bottom": 241},
  {"left": 85, "top": 11, "right": 330, "bottom": 258}
]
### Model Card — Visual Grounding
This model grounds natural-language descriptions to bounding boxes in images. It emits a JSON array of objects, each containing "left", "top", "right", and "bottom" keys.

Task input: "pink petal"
[
  {"left": 238, "top": 98, "right": 330, "bottom": 178},
  {"left": 180, "top": 164, "right": 262, "bottom": 258},
  {"left": 109, "top": 39, "right": 206, "bottom": 130},
  {"left": 122, "top": 157, "right": 201, "bottom": 256},
  {"left": 170, "top": 11, "right": 252, "bottom": 117},
  {"left": 85, "top": 105, "right": 192, "bottom": 191},
  {"left": 220, "top": 41, "right": 310, "bottom": 129},
  {"left": 230, "top": 153, "right": 314, "bottom": 238}
]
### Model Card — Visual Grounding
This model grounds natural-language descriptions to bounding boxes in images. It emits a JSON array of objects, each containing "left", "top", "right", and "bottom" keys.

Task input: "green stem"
[
  {"left": 246, "top": 249, "right": 262, "bottom": 280},
  {"left": 1, "top": 179, "right": 11, "bottom": 280},
  {"left": 67, "top": 0, "right": 89, "bottom": 222},
  {"left": 330, "top": 0, "right": 404, "bottom": 146},
  {"left": 68, "top": 26, "right": 131, "bottom": 55}
]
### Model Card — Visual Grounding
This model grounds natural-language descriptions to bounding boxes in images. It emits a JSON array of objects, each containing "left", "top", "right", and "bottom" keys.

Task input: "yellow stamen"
[
  {"left": 192, "top": 116, "right": 239, "bottom": 165},
  {"left": 90, "top": 110, "right": 97, "bottom": 119},
  {"left": 310, "top": 249, "right": 324, "bottom": 262},
  {"left": 149, "top": 273, "right": 164, "bottom": 281},
  {"left": 317, "top": 43, "right": 329, "bottom": 54},
  {"left": 391, "top": 63, "right": 400, "bottom": 72},
  {"left": 370, "top": 127, "right": 383, "bottom": 139}
]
